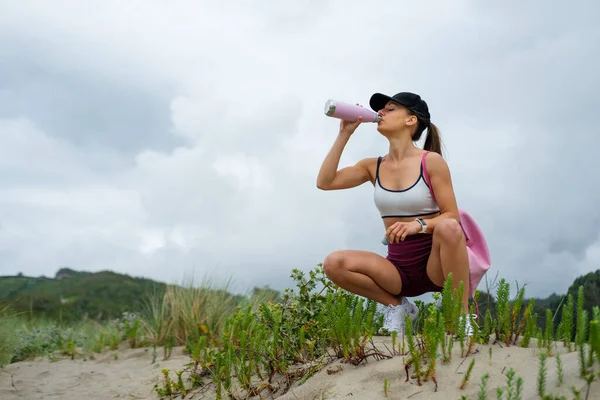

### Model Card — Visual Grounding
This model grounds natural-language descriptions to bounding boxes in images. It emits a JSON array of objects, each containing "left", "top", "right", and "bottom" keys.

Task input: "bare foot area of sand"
[
  {"left": 0, "top": 337, "right": 598, "bottom": 400},
  {"left": 278, "top": 337, "right": 598, "bottom": 400},
  {"left": 0, "top": 345, "right": 190, "bottom": 400}
]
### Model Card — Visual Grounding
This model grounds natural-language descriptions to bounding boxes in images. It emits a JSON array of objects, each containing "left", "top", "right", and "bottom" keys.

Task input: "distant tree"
[{"left": 251, "top": 285, "right": 282, "bottom": 303}]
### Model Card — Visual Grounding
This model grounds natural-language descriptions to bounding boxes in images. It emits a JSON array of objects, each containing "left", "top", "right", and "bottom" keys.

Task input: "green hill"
[
  {"left": 0, "top": 268, "right": 171, "bottom": 321},
  {"left": 2, "top": 266, "right": 598, "bottom": 326},
  {"left": 0, "top": 268, "right": 283, "bottom": 323}
]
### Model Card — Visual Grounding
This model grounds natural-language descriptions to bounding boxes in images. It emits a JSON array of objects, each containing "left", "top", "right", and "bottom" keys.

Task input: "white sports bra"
[{"left": 374, "top": 156, "right": 440, "bottom": 218}]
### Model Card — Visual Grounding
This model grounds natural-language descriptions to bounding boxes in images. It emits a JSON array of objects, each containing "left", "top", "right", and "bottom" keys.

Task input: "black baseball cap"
[{"left": 369, "top": 92, "right": 431, "bottom": 126}]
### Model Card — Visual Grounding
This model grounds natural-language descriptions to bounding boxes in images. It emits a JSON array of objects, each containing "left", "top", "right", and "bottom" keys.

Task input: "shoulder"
[
  {"left": 356, "top": 157, "right": 379, "bottom": 168},
  {"left": 422, "top": 151, "right": 450, "bottom": 176},
  {"left": 356, "top": 157, "right": 379, "bottom": 182}
]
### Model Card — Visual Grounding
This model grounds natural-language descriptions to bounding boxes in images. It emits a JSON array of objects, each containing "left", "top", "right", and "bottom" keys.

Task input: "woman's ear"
[{"left": 406, "top": 114, "right": 418, "bottom": 127}]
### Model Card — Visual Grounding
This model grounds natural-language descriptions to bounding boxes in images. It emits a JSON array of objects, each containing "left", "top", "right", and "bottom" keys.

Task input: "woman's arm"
[
  {"left": 422, "top": 151, "right": 460, "bottom": 233},
  {"left": 317, "top": 113, "right": 375, "bottom": 191}
]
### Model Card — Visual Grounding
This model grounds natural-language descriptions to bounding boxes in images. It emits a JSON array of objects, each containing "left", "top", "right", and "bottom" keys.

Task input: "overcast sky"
[{"left": 1, "top": 1, "right": 599, "bottom": 301}]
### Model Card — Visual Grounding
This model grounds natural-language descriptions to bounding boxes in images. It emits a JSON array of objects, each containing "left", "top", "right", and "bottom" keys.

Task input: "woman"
[{"left": 316, "top": 91, "right": 473, "bottom": 336}]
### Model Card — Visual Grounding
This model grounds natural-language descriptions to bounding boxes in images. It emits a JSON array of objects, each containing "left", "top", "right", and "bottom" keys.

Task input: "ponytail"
[
  {"left": 411, "top": 119, "right": 443, "bottom": 156},
  {"left": 423, "top": 122, "right": 442, "bottom": 155}
]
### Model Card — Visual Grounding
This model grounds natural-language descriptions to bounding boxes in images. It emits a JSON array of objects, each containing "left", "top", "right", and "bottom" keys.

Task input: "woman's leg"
[
  {"left": 322, "top": 249, "right": 402, "bottom": 306},
  {"left": 425, "top": 218, "right": 471, "bottom": 313}
]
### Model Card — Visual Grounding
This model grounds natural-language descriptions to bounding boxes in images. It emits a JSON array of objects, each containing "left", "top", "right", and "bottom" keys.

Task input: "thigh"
[
  {"left": 425, "top": 240, "right": 445, "bottom": 288},
  {"left": 335, "top": 250, "right": 402, "bottom": 295}
]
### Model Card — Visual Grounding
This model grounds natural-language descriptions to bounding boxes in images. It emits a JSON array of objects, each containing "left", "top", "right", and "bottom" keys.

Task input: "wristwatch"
[{"left": 415, "top": 218, "right": 427, "bottom": 233}]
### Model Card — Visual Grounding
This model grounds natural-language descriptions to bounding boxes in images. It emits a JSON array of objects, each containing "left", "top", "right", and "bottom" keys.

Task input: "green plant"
[
  {"left": 0, "top": 308, "right": 19, "bottom": 366},
  {"left": 322, "top": 292, "right": 381, "bottom": 365},
  {"left": 422, "top": 303, "right": 443, "bottom": 390},
  {"left": 404, "top": 312, "right": 423, "bottom": 386},
  {"left": 142, "top": 275, "right": 238, "bottom": 349},
  {"left": 501, "top": 368, "right": 524, "bottom": 400},
  {"left": 478, "top": 373, "right": 490, "bottom": 400},
  {"left": 6, "top": 266, "right": 600, "bottom": 400},
  {"left": 558, "top": 293, "right": 574, "bottom": 352},
  {"left": 538, "top": 352, "right": 548, "bottom": 398},
  {"left": 590, "top": 319, "right": 600, "bottom": 367},
  {"left": 459, "top": 358, "right": 475, "bottom": 390},
  {"left": 121, "top": 312, "right": 141, "bottom": 348},
  {"left": 151, "top": 264, "right": 390, "bottom": 399},
  {"left": 583, "top": 372, "right": 596, "bottom": 400},
  {"left": 482, "top": 308, "right": 493, "bottom": 345},
  {"left": 509, "top": 287, "right": 525, "bottom": 345},
  {"left": 515, "top": 375, "right": 524, "bottom": 400},
  {"left": 496, "top": 279, "right": 511, "bottom": 344},
  {"left": 441, "top": 273, "right": 456, "bottom": 333},
  {"left": 521, "top": 299, "right": 537, "bottom": 348},
  {"left": 544, "top": 308, "right": 555, "bottom": 356},
  {"left": 468, "top": 309, "right": 480, "bottom": 356},
  {"left": 556, "top": 352, "right": 564, "bottom": 386}
]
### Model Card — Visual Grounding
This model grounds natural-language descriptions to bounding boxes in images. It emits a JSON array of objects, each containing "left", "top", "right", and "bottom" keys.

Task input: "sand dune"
[
  {"left": 0, "top": 346, "right": 190, "bottom": 400},
  {"left": 1, "top": 337, "right": 597, "bottom": 400}
]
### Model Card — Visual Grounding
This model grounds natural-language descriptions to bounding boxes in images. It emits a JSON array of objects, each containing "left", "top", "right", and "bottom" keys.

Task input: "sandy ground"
[
  {"left": 0, "top": 345, "right": 190, "bottom": 400},
  {"left": 0, "top": 337, "right": 598, "bottom": 400}
]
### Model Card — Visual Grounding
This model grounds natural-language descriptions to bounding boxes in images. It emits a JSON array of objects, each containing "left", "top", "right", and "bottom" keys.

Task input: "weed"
[
  {"left": 520, "top": 299, "right": 537, "bottom": 348},
  {"left": 544, "top": 308, "right": 555, "bottom": 356},
  {"left": 478, "top": 373, "right": 490, "bottom": 400},
  {"left": 538, "top": 352, "right": 548, "bottom": 398},
  {"left": 559, "top": 293, "right": 574, "bottom": 352},
  {"left": 0, "top": 308, "right": 19, "bottom": 366},
  {"left": 5, "top": 265, "right": 600, "bottom": 400},
  {"left": 509, "top": 287, "right": 525, "bottom": 345},
  {"left": 459, "top": 358, "right": 475, "bottom": 390},
  {"left": 496, "top": 279, "right": 511, "bottom": 344},
  {"left": 556, "top": 352, "right": 564, "bottom": 386},
  {"left": 404, "top": 312, "right": 423, "bottom": 386}
]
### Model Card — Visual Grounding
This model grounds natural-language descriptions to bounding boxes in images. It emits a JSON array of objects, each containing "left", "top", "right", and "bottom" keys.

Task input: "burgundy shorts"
[{"left": 386, "top": 234, "right": 443, "bottom": 297}]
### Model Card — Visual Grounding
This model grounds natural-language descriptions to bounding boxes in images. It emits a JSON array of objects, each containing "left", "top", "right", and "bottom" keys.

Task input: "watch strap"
[{"left": 415, "top": 218, "right": 427, "bottom": 233}]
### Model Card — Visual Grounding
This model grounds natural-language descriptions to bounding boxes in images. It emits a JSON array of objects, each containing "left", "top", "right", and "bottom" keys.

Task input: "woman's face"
[{"left": 376, "top": 101, "right": 418, "bottom": 136}]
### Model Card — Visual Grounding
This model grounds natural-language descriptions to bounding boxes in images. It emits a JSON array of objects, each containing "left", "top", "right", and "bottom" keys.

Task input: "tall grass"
[
  {"left": 0, "top": 305, "right": 19, "bottom": 366},
  {"left": 0, "top": 307, "right": 126, "bottom": 365},
  {"left": 2, "top": 265, "right": 600, "bottom": 400},
  {"left": 0, "top": 272, "right": 277, "bottom": 367},
  {"left": 140, "top": 274, "right": 280, "bottom": 360}
]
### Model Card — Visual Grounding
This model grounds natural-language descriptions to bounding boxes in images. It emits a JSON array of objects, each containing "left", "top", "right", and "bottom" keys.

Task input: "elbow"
[
  {"left": 316, "top": 181, "right": 329, "bottom": 190},
  {"left": 448, "top": 211, "right": 460, "bottom": 225},
  {"left": 439, "top": 210, "right": 460, "bottom": 224},
  {"left": 316, "top": 174, "right": 337, "bottom": 190},
  {"left": 316, "top": 175, "right": 332, "bottom": 190}
]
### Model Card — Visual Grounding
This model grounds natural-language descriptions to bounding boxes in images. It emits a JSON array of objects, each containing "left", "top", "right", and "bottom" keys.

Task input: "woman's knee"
[
  {"left": 433, "top": 218, "right": 464, "bottom": 246},
  {"left": 322, "top": 250, "right": 348, "bottom": 278}
]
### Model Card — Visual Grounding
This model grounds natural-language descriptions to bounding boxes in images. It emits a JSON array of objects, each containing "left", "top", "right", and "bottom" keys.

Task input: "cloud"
[{"left": 0, "top": 0, "right": 599, "bottom": 300}]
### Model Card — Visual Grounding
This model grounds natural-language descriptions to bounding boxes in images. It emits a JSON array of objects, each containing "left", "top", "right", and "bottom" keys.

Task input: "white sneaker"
[
  {"left": 403, "top": 297, "right": 419, "bottom": 321},
  {"left": 379, "top": 298, "right": 419, "bottom": 335},
  {"left": 459, "top": 314, "right": 478, "bottom": 337}
]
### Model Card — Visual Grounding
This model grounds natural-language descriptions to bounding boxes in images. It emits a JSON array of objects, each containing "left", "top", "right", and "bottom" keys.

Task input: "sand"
[
  {"left": 1, "top": 337, "right": 598, "bottom": 400},
  {"left": 0, "top": 345, "right": 191, "bottom": 400}
]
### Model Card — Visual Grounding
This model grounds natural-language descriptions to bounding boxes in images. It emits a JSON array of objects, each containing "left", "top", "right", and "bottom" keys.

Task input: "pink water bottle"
[{"left": 324, "top": 99, "right": 382, "bottom": 123}]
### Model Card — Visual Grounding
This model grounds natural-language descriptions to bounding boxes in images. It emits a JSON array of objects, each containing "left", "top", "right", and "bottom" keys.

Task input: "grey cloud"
[
  {"left": 0, "top": 42, "right": 181, "bottom": 156},
  {"left": 0, "top": 1, "right": 599, "bottom": 301}
]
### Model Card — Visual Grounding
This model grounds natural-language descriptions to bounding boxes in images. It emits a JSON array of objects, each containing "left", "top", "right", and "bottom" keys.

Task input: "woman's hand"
[
  {"left": 385, "top": 220, "right": 422, "bottom": 243},
  {"left": 339, "top": 103, "right": 363, "bottom": 136}
]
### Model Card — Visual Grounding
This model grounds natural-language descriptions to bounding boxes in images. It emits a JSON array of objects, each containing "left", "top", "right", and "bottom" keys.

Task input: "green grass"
[{"left": 1, "top": 265, "right": 600, "bottom": 400}]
